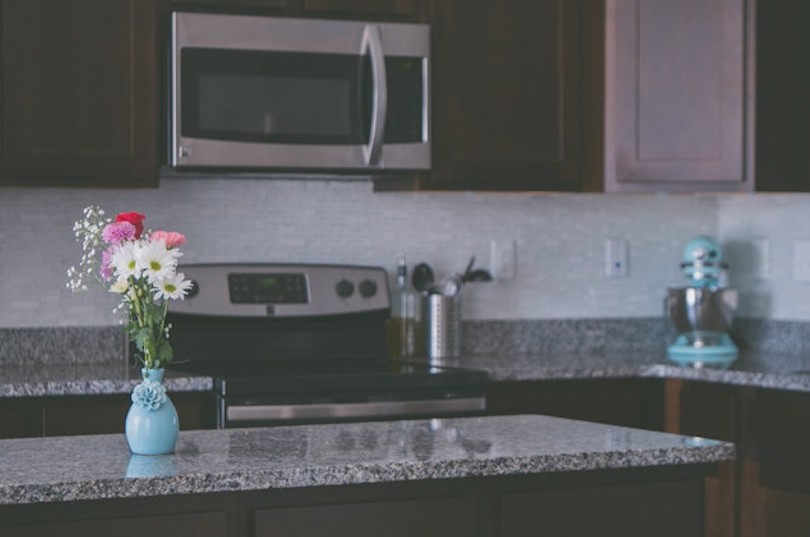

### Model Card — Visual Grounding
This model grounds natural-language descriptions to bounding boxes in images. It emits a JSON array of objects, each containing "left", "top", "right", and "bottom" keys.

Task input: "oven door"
[
  {"left": 171, "top": 12, "right": 430, "bottom": 171},
  {"left": 221, "top": 396, "right": 487, "bottom": 428}
]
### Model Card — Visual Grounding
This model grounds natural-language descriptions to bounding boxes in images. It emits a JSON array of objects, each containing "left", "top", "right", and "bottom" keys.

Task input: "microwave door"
[{"left": 172, "top": 14, "right": 381, "bottom": 170}]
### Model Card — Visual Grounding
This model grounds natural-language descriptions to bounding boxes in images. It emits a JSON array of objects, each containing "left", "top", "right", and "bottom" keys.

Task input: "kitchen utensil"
[
  {"left": 461, "top": 256, "right": 476, "bottom": 282},
  {"left": 466, "top": 269, "right": 493, "bottom": 282},
  {"left": 666, "top": 236, "right": 738, "bottom": 368},
  {"left": 427, "top": 294, "right": 461, "bottom": 362},
  {"left": 411, "top": 263, "right": 435, "bottom": 293}
]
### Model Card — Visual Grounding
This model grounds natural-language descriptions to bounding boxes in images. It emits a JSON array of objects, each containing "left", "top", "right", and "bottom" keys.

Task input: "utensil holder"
[{"left": 427, "top": 294, "right": 461, "bottom": 361}]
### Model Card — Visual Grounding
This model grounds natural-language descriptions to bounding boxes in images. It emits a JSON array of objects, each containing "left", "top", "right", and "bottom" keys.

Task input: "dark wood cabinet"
[
  {"left": 0, "top": 393, "right": 216, "bottom": 439},
  {"left": 671, "top": 380, "right": 739, "bottom": 537},
  {"left": 5, "top": 511, "right": 227, "bottom": 537},
  {"left": 487, "top": 379, "right": 664, "bottom": 431},
  {"left": 426, "top": 0, "right": 585, "bottom": 191},
  {"left": 170, "top": 0, "right": 426, "bottom": 21},
  {"left": 740, "top": 388, "right": 810, "bottom": 537},
  {"left": 669, "top": 380, "right": 810, "bottom": 537},
  {"left": 755, "top": 0, "right": 810, "bottom": 191},
  {"left": 0, "top": 0, "right": 159, "bottom": 187},
  {"left": 501, "top": 479, "right": 703, "bottom": 537},
  {"left": 255, "top": 497, "right": 475, "bottom": 537}
]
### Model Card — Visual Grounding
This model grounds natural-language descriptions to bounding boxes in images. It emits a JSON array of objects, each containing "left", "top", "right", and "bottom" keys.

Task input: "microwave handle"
[{"left": 362, "top": 24, "right": 387, "bottom": 166}]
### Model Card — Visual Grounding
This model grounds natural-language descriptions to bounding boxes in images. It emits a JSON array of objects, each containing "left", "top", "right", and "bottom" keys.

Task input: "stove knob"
[
  {"left": 186, "top": 279, "right": 200, "bottom": 298},
  {"left": 358, "top": 279, "right": 378, "bottom": 298},
  {"left": 335, "top": 279, "right": 355, "bottom": 298}
]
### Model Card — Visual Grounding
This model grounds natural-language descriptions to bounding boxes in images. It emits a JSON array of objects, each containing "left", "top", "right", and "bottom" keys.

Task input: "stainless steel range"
[{"left": 166, "top": 263, "right": 488, "bottom": 428}]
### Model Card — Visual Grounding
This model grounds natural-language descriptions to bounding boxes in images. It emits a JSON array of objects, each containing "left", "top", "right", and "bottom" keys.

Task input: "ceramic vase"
[{"left": 125, "top": 368, "right": 179, "bottom": 455}]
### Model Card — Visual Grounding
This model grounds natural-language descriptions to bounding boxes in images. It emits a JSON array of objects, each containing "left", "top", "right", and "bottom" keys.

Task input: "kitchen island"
[{"left": 0, "top": 414, "right": 732, "bottom": 536}]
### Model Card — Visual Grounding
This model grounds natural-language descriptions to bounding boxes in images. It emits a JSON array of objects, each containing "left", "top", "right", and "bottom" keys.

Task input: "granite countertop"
[
  {"left": 439, "top": 349, "right": 810, "bottom": 392},
  {"left": 0, "top": 414, "right": 734, "bottom": 506},
  {"left": 0, "top": 364, "right": 212, "bottom": 397},
  {"left": 4, "top": 350, "right": 810, "bottom": 398}
]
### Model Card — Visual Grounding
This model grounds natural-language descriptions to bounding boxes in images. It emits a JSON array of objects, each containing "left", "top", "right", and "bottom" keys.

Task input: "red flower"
[{"left": 115, "top": 212, "right": 146, "bottom": 238}]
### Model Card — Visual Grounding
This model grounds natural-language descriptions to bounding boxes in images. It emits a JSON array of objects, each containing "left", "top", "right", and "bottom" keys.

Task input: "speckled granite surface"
[
  {"left": 0, "top": 414, "right": 734, "bottom": 506},
  {"left": 440, "top": 350, "right": 810, "bottom": 392},
  {"left": 5, "top": 349, "right": 810, "bottom": 397},
  {"left": 0, "top": 364, "right": 212, "bottom": 397},
  {"left": 0, "top": 326, "right": 125, "bottom": 366}
]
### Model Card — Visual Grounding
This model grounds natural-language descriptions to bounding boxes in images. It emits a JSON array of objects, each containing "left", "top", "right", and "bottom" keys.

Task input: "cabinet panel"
[
  {"left": 501, "top": 480, "right": 702, "bottom": 537},
  {"left": 303, "top": 0, "right": 422, "bottom": 19},
  {"left": 604, "top": 0, "right": 753, "bottom": 192},
  {"left": 487, "top": 379, "right": 664, "bottom": 431},
  {"left": 5, "top": 511, "right": 227, "bottom": 537},
  {"left": 255, "top": 497, "right": 475, "bottom": 537},
  {"left": 677, "top": 381, "right": 738, "bottom": 537},
  {"left": 428, "top": 0, "right": 582, "bottom": 190},
  {"left": 1, "top": 0, "right": 158, "bottom": 186},
  {"left": 755, "top": 0, "right": 810, "bottom": 191}
]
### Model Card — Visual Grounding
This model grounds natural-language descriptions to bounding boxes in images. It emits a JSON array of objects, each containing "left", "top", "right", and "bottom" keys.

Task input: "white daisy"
[
  {"left": 109, "top": 280, "right": 129, "bottom": 294},
  {"left": 110, "top": 242, "right": 140, "bottom": 281},
  {"left": 137, "top": 239, "right": 181, "bottom": 283},
  {"left": 153, "top": 272, "right": 193, "bottom": 300}
]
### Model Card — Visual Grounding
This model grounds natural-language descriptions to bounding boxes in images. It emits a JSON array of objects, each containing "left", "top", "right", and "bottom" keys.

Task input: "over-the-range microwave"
[{"left": 170, "top": 12, "right": 430, "bottom": 173}]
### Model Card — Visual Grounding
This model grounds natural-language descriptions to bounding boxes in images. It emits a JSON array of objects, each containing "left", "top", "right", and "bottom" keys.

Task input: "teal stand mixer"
[{"left": 666, "top": 236, "right": 738, "bottom": 368}]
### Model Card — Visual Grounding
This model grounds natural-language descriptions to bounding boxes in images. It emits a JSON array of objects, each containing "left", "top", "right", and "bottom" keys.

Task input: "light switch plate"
[{"left": 605, "top": 238, "right": 629, "bottom": 278}]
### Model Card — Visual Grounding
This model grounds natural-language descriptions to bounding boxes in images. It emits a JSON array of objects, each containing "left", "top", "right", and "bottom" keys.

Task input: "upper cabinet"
[
  {"left": 755, "top": 0, "right": 810, "bottom": 192},
  {"left": 0, "top": 0, "right": 159, "bottom": 187},
  {"left": 603, "top": 0, "right": 754, "bottom": 193},
  {"left": 426, "top": 0, "right": 584, "bottom": 191}
]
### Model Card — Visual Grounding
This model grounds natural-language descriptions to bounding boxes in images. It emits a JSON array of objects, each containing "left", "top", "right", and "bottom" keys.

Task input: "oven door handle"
[
  {"left": 226, "top": 397, "right": 486, "bottom": 423},
  {"left": 362, "top": 23, "right": 387, "bottom": 167}
]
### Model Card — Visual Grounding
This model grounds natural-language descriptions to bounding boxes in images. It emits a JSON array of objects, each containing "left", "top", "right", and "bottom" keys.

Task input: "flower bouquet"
[
  {"left": 67, "top": 206, "right": 193, "bottom": 370},
  {"left": 67, "top": 206, "right": 192, "bottom": 454}
]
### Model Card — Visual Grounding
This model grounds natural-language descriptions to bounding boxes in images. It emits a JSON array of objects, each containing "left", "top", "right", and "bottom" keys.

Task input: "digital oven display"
[{"left": 228, "top": 273, "right": 309, "bottom": 304}]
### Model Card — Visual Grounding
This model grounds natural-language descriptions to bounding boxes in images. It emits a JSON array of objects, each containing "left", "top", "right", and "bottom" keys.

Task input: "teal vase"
[{"left": 125, "top": 368, "right": 179, "bottom": 455}]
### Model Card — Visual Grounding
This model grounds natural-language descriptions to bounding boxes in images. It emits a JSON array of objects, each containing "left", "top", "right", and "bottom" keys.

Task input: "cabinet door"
[
  {"left": 677, "top": 381, "right": 738, "bottom": 537},
  {"left": 501, "top": 480, "right": 703, "bottom": 537},
  {"left": 1, "top": 0, "right": 158, "bottom": 187},
  {"left": 740, "top": 388, "right": 810, "bottom": 537},
  {"left": 428, "top": 0, "right": 582, "bottom": 191},
  {"left": 255, "top": 497, "right": 475, "bottom": 537},
  {"left": 303, "top": 0, "right": 425, "bottom": 20},
  {"left": 487, "top": 379, "right": 664, "bottom": 431},
  {"left": 5, "top": 511, "right": 227, "bottom": 537},
  {"left": 604, "top": 0, "right": 753, "bottom": 192},
  {"left": 755, "top": 0, "right": 810, "bottom": 191}
]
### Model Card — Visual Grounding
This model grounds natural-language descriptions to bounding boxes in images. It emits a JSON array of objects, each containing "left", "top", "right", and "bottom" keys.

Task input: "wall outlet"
[
  {"left": 490, "top": 240, "right": 517, "bottom": 280},
  {"left": 751, "top": 237, "right": 770, "bottom": 280},
  {"left": 793, "top": 241, "right": 810, "bottom": 281},
  {"left": 605, "top": 238, "right": 629, "bottom": 278}
]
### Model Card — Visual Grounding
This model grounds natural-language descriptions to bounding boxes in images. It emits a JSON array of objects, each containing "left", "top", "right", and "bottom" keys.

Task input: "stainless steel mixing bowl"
[{"left": 666, "top": 287, "right": 738, "bottom": 347}]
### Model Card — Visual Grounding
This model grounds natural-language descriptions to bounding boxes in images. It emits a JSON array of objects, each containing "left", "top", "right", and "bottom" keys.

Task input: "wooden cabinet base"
[{"left": 0, "top": 467, "right": 709, "bottom": 537}]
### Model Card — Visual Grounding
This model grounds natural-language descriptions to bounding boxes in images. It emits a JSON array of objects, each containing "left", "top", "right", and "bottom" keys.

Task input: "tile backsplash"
[{"left": 1, "top": 176, "right": 809, "bottom": 328}]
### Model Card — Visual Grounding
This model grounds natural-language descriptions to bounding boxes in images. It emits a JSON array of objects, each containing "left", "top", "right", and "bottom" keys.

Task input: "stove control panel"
[{"left": 169, "top": 263, "right": 390, "bottom": 317}]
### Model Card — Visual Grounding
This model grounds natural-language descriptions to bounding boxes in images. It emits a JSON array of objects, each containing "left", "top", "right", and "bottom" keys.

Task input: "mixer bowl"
[{"left": 666, "top": 287, "right": 738, "bottom": 346}]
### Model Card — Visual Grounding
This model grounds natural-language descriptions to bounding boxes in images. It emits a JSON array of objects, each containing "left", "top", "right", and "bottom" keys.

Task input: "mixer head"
[{"left": 680, "top": 235, "right": 727, "bottom": 287}]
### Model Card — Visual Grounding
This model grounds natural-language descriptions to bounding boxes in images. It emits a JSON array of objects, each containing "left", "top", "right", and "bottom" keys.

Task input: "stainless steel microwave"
[{"left": 170, "top": 12, "right": 430, "bottom": 172}]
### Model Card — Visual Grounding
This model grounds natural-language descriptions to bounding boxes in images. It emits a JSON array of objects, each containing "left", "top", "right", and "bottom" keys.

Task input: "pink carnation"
[
  {"left": 99, "top": 248, "right": 114, "bottom": 281},
  {"left": 151, "top": 230, "right": 186, "bottom": 249},
  {"left": 102, "top": 221, "right": 136, "bottom": 244}
]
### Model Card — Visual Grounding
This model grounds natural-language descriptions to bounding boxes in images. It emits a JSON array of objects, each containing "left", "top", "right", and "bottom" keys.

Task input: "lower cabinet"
[
  {"left": 670, "top": 380, "right": 810, "bottom": 537},
  {"left": 0, "top": 469, "right": 709, "bottom": 537},
  {"left": 254, "top": 497, "right": 475, "bottom": 537},
  {"left": 501, "top": 479, "right": 702, "bottom": 537},
  {"left": 0, "top": 392, "right": 216, "bottom": 438},
  {"left": 487, "top": 379, "right": 665, "bottom": 431},
  {"left": 5, "top": 511, "right": 227, "bottom": 537}
]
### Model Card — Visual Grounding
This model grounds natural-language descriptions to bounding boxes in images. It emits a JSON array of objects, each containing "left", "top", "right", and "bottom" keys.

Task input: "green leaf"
[{"left": 157, "top": 339, "right": 173, "bottom": 365}]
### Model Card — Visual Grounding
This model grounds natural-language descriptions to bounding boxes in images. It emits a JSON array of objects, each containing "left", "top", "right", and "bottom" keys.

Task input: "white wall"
[
  {"left": 0, "top": 177, "right": 735, "bottom": 327},
  {"left": 719, "top": 194, "right": 810, "bottom": 320}
]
